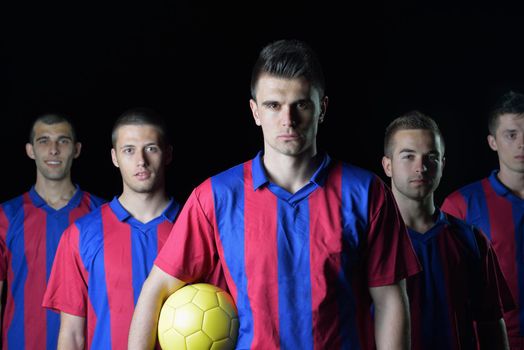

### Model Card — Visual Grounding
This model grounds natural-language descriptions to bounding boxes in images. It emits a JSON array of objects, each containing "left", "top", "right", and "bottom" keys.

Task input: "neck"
[
  {"left": 118, "top": 188, "right": 170, "bottom": 223},
  {"left": 262, "top": 149, "right": 321, "bottom": 194},
  {"left": 497, "top": 167, "right": 524, "bottom": 199},
  {"left": 34, "top": 176, "right": 76, "bottom": 210},
  {"left": 394, "top": 191, "right": 437, "bottom": 234}
]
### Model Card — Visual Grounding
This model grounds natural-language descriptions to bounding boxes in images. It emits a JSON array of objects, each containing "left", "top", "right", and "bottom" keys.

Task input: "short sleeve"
[
  {"left": 441, "top": 192, "right": 467, "bottom": 220},
  {"left": 366, "top": 177, "right": 421, "bottom": 287},
  {"left": 155, "top": 181, "right": 219, "bottom": 283},
  {"left": 42, "top": 223, "right": 88, "bottom": 317}
]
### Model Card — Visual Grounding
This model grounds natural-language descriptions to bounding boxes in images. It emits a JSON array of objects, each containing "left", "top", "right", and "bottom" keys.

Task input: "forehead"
[
  {"left": 496, "top": 113, "right": 524, "bottom": 131},
  {"left": 33, "top": 121, "right": 74, "bottom": 138},
  {"left": 115, "top": 124, "right": 163, "bottom": 145},
  {"left": 392, "top": 129, "right": 442, "bottom": 151},
  {"left": 255, "top": 74, "right": 320, "bottom": 100}
]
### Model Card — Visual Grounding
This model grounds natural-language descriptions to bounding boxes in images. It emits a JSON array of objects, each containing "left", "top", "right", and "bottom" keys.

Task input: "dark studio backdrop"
[{"left": 3, "top": 1, "right": 524, "bottom": 206}]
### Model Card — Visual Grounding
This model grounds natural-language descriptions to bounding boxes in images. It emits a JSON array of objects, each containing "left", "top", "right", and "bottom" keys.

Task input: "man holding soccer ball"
[{"left": 129, "top": 40, "right": 421, "bottom": 350}]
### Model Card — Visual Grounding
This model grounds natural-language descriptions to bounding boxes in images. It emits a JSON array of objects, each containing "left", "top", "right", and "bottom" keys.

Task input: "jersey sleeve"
[
  {"left": 42, "top": 223, "right": 88, "bottom": 317},
  {"left": 472, "top": 228, "right": 516, "bottom": 321},
  {"left": 366, "top": 177, "right": 421, "bottom": 287},
  {"left": 0, "top": 206, "right": 8, "bottom": 281},
  {"left": 155, "top": 182, "right": 219, "bottom": 283},
  {"left": 441, "top": 191, "right": 467, "bottom": 220}
]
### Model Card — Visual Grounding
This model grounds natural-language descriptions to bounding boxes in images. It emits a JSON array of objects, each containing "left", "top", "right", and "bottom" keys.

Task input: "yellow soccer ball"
[{"left": 158, "top": 283, "right": 239, "bottom": 350}]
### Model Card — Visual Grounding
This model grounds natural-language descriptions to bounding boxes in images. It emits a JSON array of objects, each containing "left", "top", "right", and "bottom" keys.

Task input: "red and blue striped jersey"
[
  {"left": 442, "top": 171, "right": 524, "bottom": 339},
  {"left": 0, "top": 186, "right": 104, "bottom": 350},
  {"left": 407, "top": 210, "right": 513, "bottom": 350},
  {"left": 42, "top": 197, "right": 180, "bottom": 350},
  {"left": 155, "top": 153, "right": 421, "bottom": 350}
]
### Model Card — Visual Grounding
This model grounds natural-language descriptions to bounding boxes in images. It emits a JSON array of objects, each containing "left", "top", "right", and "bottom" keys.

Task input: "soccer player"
[
  {"left": 0, "top": 113, "right": 105, "bottom": 350},
  {"left": 128, "top": 39, "right": 421, "bottom": 350},
  {"left": 442, "top": 91, "right": 524, "bottom": 349},
  {"left": 42, "top": 109, "right": 181, "bottom": 349},
  {"left": 382, "top": 111, "right": 512, "bottom": 349}
]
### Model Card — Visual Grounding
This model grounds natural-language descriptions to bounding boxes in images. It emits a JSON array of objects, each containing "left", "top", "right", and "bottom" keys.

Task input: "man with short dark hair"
[
  {"left": 128, "top": 39, "right": 421, "bottom": 350},
  {"left": 383, "top": 110, "right": 512, "bottom": 349},
  {"left": 0, "top": 113, "right": 104, "bottom": 349},
  {"left": 43, "top": 109, "right": 181, "bottom": 349},
  {"left": 442, "top": 91, "right": 524, "bottom": 349}
]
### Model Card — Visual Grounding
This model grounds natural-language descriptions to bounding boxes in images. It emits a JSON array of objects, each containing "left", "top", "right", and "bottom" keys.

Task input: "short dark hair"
[
  {"left": 111, "top": 108, "right": 169, "bottom": 147},
  {"left": 29, "top": 113, "right": 77, "bottom": 144},
  {"left": 250, "top": 39, "right": 325, "bottom": 100},
  {"left": 384, "top": 110, "right": 445, "bottom": 157},
  {"left": 488, "top": 91, "right": 524, "bottom": 135}
]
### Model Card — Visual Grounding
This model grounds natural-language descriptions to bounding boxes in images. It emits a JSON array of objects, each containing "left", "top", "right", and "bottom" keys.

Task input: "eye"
[
  {"left": 402, "top": 154, "right": 414, "bottom": 160},
  {"left": 122, "top": 147, "right": 134, "bottom": 154},
  {"left": 428, "top": 154, "right": 439, "bottom": 162},
  {"left": 296, "top": 101, "right": 310, "bottom": 110},
  {"left": 145, "top": 145, "right": 159, "bottom": 153},
  {"left": 505, "top": 132, "right": 517, "bottom": 140},
  {"left": 265, "top": 102, "right": 279, "bottom": 110},
  {"left": 59, "top": 138, "right": 71, "bottom": 145}
]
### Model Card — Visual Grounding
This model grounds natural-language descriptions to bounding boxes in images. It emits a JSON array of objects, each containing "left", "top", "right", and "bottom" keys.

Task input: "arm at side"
[
  {"left": 477, "top": 318, "right": 509, "bottom": 350},
  {"left": 58, "top": 312, "right": 86, "bottom": 350},
  {"left": 370, "top": 279, "right": 410, "bottom": 350}
]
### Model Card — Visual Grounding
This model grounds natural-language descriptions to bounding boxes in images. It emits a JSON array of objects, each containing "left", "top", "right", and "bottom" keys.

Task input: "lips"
[
  {"left": 44, "top": 160, "right": 62, "bottom": 166},
  {"left": 135, "top": 171, "right": 151, "bottom": 180}
]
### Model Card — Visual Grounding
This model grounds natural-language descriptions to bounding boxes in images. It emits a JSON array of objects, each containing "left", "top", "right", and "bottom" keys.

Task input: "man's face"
[
  {"left": 488, "top": 113, "right": 524, "bottom": 175},
  {"left": 249, "top": 74, "right": 327, "bottom": 158},
  {"left": 111, "top": 124, "right": 171, "bottom": 195},
  {"left": 26, "top": 121, "right": 81, "bottom": 182},
  {"left": 383, "top": 129, "right": 445, "bottom": 202}
]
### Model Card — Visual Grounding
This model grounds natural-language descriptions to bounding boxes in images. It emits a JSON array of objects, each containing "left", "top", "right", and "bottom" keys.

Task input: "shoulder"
[
  {"left": 0, "top": 193, "right": 31, "bottom": 225},
  {"left": 80, "top": 191, "right": 107, "bottom": 208},
  {"left": 444, "top": 213, "right": 487, "bottom": 255},
  {"left": 447, "top": 178, "right": 488, "bottom": 200}
]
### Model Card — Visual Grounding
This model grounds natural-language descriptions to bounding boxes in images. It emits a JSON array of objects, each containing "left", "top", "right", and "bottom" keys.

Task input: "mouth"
[
  {"left": 135, "top": 171, "right": 151, "bottom": 181},
  {"left": 278, "top": 133, "right": 300, "bottom": 141},
  {"left": 410, "top": 178, "right": 430, "bottom": 185},
  {"left": 45, "top": 160, "right": 62, "bottom": 167}
]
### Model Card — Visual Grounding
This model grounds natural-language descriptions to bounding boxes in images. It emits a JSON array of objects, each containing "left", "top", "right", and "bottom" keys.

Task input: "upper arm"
[
  {"left": 369, "top": 279, "right": 408, "bottom": 308},
  {"left": 58, "top": 312, "right": 86, "bottom": 350},
  {"left": 143, "top": 265, "right": 186, "bottom": 300}
]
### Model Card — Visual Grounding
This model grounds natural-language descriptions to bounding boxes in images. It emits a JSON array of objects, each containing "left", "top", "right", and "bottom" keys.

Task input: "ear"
[
  {"left": 487, "top": 134, "right": 498, "bottom": 151},
  {"left": 382, "top": 156, "right": 393, "bottom": 178},
  {"left": 73, "top": 142, "right": 82, "bottom": 159},
  {"left": 319, "top": 96, "right": 329, "bottom": 124},
  {"left": 26, "top": 143, "right": 35, "bottom": 160},
  {"left": 111, "top": 148, "right": 119, "bottom": 168},
  {"left": 249, "top": 99, "right": 261, "bottom": 126}
]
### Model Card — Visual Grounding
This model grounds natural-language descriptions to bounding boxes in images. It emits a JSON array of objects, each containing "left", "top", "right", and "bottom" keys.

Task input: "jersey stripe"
[
  {"left": 103, "top": 206, "right": 134, "bottom": 350},
  {"left": 277, "top": 196, "right": 313, "bottom": 349},
  {"left": 5, "top": 195, "right": 26, "bottom": 349},
  {"left": 80, "top": 208, "right": 111, "bottom": 349},
  {"left": 483, "top": 180, "right": 523, "bottom": 334},
  {"left": 309, "top": 163, "right": 342, "bottom": 349}
]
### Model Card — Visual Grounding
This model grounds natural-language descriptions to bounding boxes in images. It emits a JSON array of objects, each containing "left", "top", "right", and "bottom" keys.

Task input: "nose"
[
  {"left": 137, "top": 149, "right": 147, "bottom": 166},
  {"left": 49, "top": 141, "right": 59, "bottom": 155},
  {"left": 415, "top": 158, "right": 428, "bottom": 173},
  {"left": 281, "top": 106, "right": 296, "bottom": 127}
]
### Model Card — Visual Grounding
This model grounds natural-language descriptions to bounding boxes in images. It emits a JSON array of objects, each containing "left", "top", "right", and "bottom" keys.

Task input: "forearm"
[
  {"left": 477, "top": 318, "right": 509, "bottom": 350},
  {"left": 57, "top": 313, "right": 86, "bottom": 350},
  {"left": 128, "top": 266, "right": 185, "bottom": 350},
  {"left": 371, "top": 280, "right": 410, "bottom": 350}
]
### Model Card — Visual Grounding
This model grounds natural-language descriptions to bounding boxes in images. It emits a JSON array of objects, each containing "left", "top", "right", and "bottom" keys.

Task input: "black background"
[{"left": 4, "top": 1, "right": 524, "bottom": 205}]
